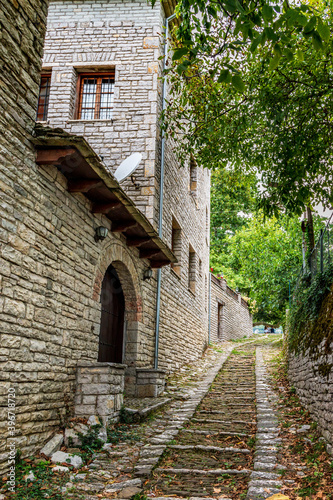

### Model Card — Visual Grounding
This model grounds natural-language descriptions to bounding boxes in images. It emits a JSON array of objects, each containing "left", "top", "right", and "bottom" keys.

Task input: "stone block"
[
  {"left": 64, "top": 428, "right": 81, "bottom": 447},
  {"left": 40, "top": 433, "right": 64, "bottom": 457},
  {"left": 51, "top": 451, "right": 83, "bottom": 468}
]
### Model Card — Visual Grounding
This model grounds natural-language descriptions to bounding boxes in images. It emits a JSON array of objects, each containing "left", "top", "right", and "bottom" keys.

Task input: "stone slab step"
[
  {"left": 192, "top": 418, "right": 255, "bottom": 425},
  {"left": 168, "top": 444, "right": 251, "bottom": 454},
  {"left": 155, "top": 467, "right": 251, "bottom": 475},
  {"left": 182, "top": 429, "right": 250, "bottom": 437}
]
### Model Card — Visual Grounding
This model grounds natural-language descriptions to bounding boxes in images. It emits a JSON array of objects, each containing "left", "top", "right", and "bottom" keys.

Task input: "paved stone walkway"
[
  {"left": 246, "top": 348, "right": 282, "bottom": 499},
  {"left": 52, "top": 338, "right": 297, "bottom": 500}
]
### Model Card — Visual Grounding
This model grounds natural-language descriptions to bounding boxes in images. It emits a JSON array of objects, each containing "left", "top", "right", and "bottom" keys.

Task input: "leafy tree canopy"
[
  {"left": 216, "top": 213, "right": 304, "bottom": 324},
  {"left": 210, "top": 167, "right": 257, "bottom": 268},
  {"left": 155, "top": 0, "right": 331, "bottom": 90},
  {"left": 164, "top": 5, "right": 333, "bottom": 217}
]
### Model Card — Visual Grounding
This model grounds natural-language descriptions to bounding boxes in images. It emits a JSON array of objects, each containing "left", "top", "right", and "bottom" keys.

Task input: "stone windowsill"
[{"left": 67, "top": 119, "right": 113, "bottom": 124}]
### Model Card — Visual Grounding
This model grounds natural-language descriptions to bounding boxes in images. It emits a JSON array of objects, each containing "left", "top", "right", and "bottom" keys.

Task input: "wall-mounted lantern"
[
  {"left": 143, "top": 267, "right": 153, "bottom": 281},
  {"left": 94, "top": 226, "right": 108, "bottom": 242}
]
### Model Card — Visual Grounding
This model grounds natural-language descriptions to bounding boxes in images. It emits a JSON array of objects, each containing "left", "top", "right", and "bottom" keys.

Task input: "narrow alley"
[{"left": 6, "top": 336, "right": 333, "bottom": 500}]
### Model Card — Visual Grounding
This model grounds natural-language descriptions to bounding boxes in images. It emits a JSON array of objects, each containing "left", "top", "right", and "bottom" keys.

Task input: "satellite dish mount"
[{"left": 114, "top": 153, "right": 142, "bottom": 190}]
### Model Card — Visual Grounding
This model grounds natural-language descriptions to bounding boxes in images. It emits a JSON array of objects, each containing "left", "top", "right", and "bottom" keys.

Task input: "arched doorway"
[{"left": 98, "top": 264, "right": 125, "bottom": 363}]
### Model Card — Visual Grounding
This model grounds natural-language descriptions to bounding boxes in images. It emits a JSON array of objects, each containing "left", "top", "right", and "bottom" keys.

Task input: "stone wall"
[
  {"left": 210, "top": 275, "right": 253, "bottom": 342},
  {"left": 42, "top": 0, "right": 211, "bottom": 372},
  {"left": 288, "top": 346, "right": 333, "bottom": 455},
  {"left": 0, "top": 0, "right": 50, "bottom": 473},
  {"left": 42, "top": 0, "right": 165, "bottom": 224},
  {"left": 0, "top": 151, "right": 159, "bottom": 467}
]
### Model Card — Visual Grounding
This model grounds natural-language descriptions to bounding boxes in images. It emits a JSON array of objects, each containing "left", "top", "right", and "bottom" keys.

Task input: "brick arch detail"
[{"left": 93, "top": 241, "right": 143, "bottom": 366}]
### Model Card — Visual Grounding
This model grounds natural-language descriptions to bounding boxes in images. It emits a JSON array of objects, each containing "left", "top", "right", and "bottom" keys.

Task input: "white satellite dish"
[{"left": 114, "top": 153, "right": 142, "bottom": 182}]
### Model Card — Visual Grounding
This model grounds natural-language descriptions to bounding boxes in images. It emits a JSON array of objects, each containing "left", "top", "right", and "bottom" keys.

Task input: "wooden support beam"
[
  {"left": 112, "top": 221, "right": 138, "bottom": 232},
  {"left": 92, "top": 202, "right": 121, "bottom": 214},
  {"left": 140, "top": 248, "right": 161, "bottom": 259},
  {"left": 127, "top": 237, "right": 151, "bottom": 247},
  {"left": 68, "top": 179, "right": 103, "bottom": 193},
  {"left": 150, "top": 260, "right": 170, "bottom": 268},
  {"left": 36, "top": 148, "right": 77, "bottom": 165}
]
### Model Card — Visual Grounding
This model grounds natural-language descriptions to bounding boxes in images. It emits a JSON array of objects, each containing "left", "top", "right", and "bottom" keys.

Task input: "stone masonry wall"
[
  {"left": 42, "top": 0, "right": 165, "bottom": 224},
  {"left": 288, "top": 346, "right": 333, "bottom": 455},
  {"left": 0, "top": 0, "right": 50, "bottom": 473},
  {"left": 42, "top": 0, "right": 211, "bottom": 372},
  {"left": 1, "top": 149, "right": 159, "bottom": 466},
  {"left": 210, "top": 276, "right": 253, "bottom": 342}
]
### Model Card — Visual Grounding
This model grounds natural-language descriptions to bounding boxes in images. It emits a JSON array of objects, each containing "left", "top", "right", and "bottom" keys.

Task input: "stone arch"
[{"left": 93, "top": 241, "right": 143, "bottom": 367}]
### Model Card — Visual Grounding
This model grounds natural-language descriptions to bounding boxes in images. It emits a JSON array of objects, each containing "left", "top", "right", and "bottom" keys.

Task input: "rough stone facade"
[
  {"left": 0, "top": 0, "right": 210, "bottom": 469},
  {"left": 288, "top": 346, "right": 333, "bottom": 455},
  {"left": 0, "top": 0, "right": 252, "bottom": 474},
  {"left": 41, "top": 0, "right": 212, "bottom": 373},
  {"left": 0, "top": 0, "right": 50, "bottom": 472},
  {"left": 210, "top": 275, "right": 253, "bottom": 342},
  {"left": 75, "top": 362, "right": 126, "bottom": 423}
]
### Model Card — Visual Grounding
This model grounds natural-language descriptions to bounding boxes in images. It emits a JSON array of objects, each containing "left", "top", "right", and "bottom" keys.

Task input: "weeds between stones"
[
  {"left": 144, "top": 346, "right": 256, "bottom": 500},
  {"left": 266, "top": 345, "right": 333, "bottom": 499}
]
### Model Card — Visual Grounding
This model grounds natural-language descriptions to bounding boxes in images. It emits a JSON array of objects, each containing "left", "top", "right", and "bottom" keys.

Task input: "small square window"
[
  {"left": 76, "top": 72, "right": 115, "bottom": 120},
  {"left": 37, "top": 74, "right": 51, "bottom": 121}
]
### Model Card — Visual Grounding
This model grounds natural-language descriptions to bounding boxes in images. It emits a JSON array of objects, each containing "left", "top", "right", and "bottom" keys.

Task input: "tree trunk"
[{"left": 306, "top": 206, "right": 316, "bottom": 274}]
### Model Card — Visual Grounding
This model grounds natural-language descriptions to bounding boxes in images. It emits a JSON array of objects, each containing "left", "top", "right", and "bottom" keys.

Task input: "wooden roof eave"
[{"left": 33, "top": 124, "right": 176, "bottom": 268}]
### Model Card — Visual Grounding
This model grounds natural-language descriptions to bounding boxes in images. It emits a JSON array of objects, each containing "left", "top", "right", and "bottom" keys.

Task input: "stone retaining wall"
[
  {"left": 288, "top": 346, "right": 333, "bottom": 455},
  {"left": 210, "top": 275, "right": 253, "bottom": 341},
  {"left": 75, "top": 362, "right": 126, "bottom": 423}
]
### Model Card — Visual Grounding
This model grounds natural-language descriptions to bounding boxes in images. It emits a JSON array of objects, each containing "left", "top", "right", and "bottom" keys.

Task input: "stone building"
[
  {"left": 210, "top": 275, "right": 253, "bottom": 342},
  {"left": 0, "top": 0, "right": 252, "bottom": 471}
]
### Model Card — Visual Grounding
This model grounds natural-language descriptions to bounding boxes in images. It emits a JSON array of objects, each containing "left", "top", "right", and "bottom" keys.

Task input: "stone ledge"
[{"left": 77, "top": 362, "right": 127, "bottom": 369}]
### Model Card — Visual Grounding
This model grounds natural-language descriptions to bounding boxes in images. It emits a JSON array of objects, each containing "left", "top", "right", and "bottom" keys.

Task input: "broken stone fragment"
[
  {"left": 104, "top": 478, "right": 142, "bottom": 493},
  {"left": 64, "top": 428, "right": 81, "bottom": 447},
  {"left": 296, "top": 424, "right": 311, "bottom": 433},
  {"left": 98, "top": 426, "right": 108, "bottom": 443},
  {"left": 51, "top": 450, "right": 83, "bottom": 468},
  {"left": 73, "top": 422, "right": 89, "bottom": 434},
  {"left": 53, "top": 465, "right": 69, "bottom": 472},
  {"left": 87, "top": 415, "right": 101, "bottom": 426},
  {"left": 117, "top": 486, "right": 142, "bottom": 498},
  {"left": 40, "top": 433, "right": 64, "bottom": 457},
  {"left": 23, "top": 471, "right": 35, "bottom": 482}
]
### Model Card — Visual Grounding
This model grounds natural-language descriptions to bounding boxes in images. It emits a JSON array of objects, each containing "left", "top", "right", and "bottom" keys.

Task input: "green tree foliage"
[
  {"left": 220, "top": 214, "right": 304, "bottom": 324},
  {"left": 163, "top": 3, "right": 333, "bottom": 217},
  {"left": 210, "top": 167, "right": 257, "bottom": 276},
  {"left": 161, "top": 0, "right": 331, "bottom": 91}
]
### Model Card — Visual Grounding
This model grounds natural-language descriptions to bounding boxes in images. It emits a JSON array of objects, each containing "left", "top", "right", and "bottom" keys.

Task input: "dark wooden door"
[{"left": 98, "top": 265, "right": 125, "bottom": 363}]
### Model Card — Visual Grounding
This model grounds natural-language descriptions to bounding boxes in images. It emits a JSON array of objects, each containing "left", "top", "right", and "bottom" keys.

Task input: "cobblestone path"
[
  {"left": 144, "top": 344, "right": 256, "bottom": 500},
  {"left": 27, "top": 339, "right": 297, "bottom": 500}
]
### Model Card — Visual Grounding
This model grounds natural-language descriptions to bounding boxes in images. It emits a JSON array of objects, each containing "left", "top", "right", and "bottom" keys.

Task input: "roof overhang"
[{"left": 33, "top": 124, "right": 176, "bottom": 269}]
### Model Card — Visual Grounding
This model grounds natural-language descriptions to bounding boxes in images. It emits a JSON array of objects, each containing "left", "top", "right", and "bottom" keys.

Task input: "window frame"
[
  {"left": 75, "top": 71, "right": 115, "bottom": 120},
  {"left": 36, "top": 73, "right": 51, "bottom": 122}
]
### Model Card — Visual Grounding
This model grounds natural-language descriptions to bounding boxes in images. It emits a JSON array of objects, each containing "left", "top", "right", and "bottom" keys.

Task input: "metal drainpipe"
[
  {"left": 154, "top": 13, "right": 176, "bottom": 370},
  {"left": 208, "top": 272, "right": 212, "bottom": 345}
]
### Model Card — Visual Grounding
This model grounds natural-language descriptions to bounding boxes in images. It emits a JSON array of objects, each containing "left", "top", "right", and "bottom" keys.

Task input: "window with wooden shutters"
[
  {"left": 76, "top": 72, "right": 115, "bottom": 120},
  {"left": 37, "top": 74, "right": 51, "bottom": 121}
]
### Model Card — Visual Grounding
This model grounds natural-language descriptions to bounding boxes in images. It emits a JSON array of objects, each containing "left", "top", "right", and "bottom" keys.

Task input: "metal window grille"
[
  {"left": 77, "top": 73, "right": 114, "bottom": 120},
  {"left": 37, "top": 75, "right": 51, "bottom": 121}
]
